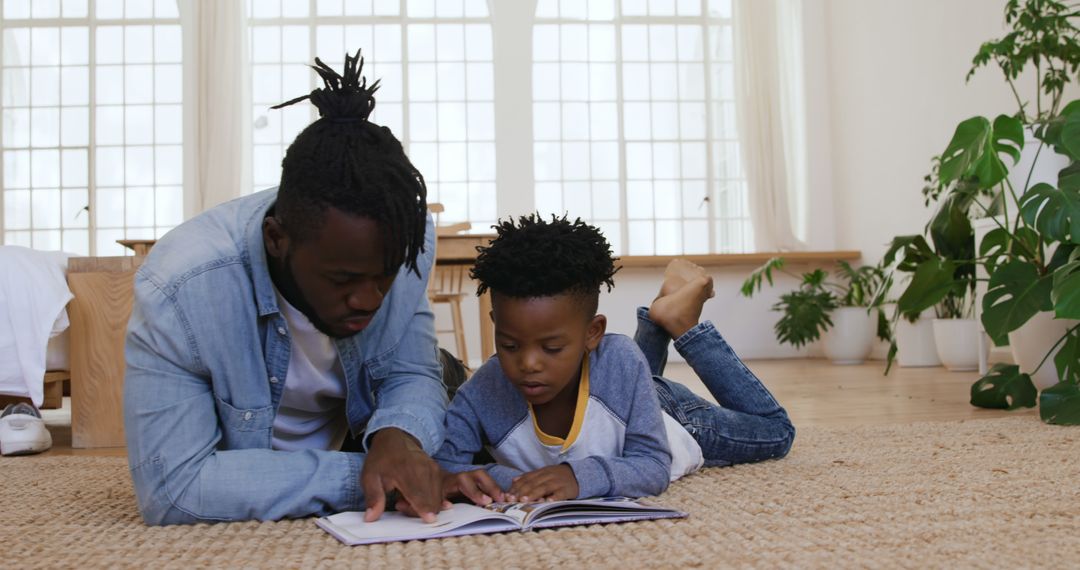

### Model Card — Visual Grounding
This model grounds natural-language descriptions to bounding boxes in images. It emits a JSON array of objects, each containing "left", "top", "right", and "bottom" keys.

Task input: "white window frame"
[
  {"left": 246, "top": 0, "right": 498, "bottom": 232},
  {"left": 2, "top": 0, "right": 752, "bottom": 256},
  {"left": 0, "top": 0, "right": 185, "bottom": 256}
]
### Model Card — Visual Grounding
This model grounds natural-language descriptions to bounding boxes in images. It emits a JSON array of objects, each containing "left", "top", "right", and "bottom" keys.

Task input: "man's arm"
[
  {"left": 356, "top": 230, "right": 449, "bottom": 521},
  {"left": 124, "top": 276, "right": 364, "bottom": 525}
]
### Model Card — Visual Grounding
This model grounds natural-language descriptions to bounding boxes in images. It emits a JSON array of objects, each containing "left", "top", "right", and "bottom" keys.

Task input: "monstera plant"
[{"left": 892, "top": 0, "right": 1080, "bottom": 423}]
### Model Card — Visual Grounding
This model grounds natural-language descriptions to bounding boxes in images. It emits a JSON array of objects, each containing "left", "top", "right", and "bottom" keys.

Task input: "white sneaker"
[{"left": 0, "top": 403, "right": 52, "bottom": 456}]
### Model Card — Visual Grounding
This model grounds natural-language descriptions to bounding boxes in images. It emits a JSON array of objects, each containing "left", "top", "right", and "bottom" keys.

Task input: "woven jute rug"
[{"left": 3, "top": 415, "right": 1079, "bottom": 569}]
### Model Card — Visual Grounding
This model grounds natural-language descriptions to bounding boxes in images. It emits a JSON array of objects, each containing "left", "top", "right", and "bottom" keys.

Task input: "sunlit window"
[
  {"left": 533, "top": 0, "right": 750, "bottom": 254},
  {"left": 248, "top": 0, "right": 496, "bottom": 231},
  {"left": 0, "top": 0, "right": 183, "bottom": 256}
]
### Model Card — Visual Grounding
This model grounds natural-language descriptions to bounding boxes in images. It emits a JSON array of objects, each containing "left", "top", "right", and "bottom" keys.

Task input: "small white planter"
[
  {"left": 896, "top": 316, "right": 941, "bottom": 367},
  {"left": 1009, "top": 311, "right": 1080, "bottom": 390},
  {"left": 823, "top": 307, "right": 876, "bottom": 365},
  {"left": 932, "top": 318, "right": 984, "bottom": 372}
]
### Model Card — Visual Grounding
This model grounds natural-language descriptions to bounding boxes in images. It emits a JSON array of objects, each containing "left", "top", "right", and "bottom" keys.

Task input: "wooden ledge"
[
  {"left": 68, "top": 256, "right": 145, "bottom": 273},
  {"left": 617, "top": 251, "right": 862, "bottom": 269}
]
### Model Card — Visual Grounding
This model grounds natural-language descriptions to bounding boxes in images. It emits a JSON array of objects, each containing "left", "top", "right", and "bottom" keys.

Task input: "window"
[
  {"left": 248, "top": 0, "right": 497, "bottom": 231},
  {"left": 0, "top": 0, "right": 183, "bottom": 256},
  {"left": 1, "top": 1, "right": 754, "bottom": 256},
  {"left": 532, "top": 0, "right": 750, "bottom": 255}
]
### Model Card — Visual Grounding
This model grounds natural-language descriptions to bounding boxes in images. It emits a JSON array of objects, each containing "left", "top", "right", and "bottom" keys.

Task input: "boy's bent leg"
[
  {"left": 654, "top": 376, "right": 794, "bottom": 466},
  {"left": 669, "top": 321, "right": 795, "bottom": 464},
  {"left": 674, "top": 320, "right": 789, "bottom": 420},
  {"left": 634, "top": 306, "right": 670, "bottom": 376}
]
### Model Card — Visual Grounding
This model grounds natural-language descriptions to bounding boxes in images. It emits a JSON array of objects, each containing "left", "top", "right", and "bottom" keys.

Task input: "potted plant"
[
  {"left": 900, "top": 0, "right": 1080, "bottom": 423},
  {"left": 880, "top": 166, "right": 984, "bottom": 372},
  {"left": 740, "top": 258, "right": 891, "bottom": 365}
]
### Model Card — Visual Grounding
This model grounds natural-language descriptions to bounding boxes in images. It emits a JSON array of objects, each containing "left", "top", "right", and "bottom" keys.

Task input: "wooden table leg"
[
  {"left": 67, "top": 260, "right": 139, "bottom": 449},
  {"left": 478, "top": 290, "right": 494, "bottom": 360}
]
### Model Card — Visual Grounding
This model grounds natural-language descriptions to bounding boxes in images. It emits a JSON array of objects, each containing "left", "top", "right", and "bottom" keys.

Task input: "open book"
[{"left": 315, "top": 497, "right": 687, "bottom": 546}]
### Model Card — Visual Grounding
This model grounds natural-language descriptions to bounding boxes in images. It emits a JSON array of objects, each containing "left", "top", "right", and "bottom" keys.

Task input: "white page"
[{"left": 319, "top": 504, "right": 519, "bottom": 545}]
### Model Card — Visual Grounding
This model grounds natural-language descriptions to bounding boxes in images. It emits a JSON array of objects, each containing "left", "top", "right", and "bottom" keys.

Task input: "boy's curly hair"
[{"left": 471, "top": 214, "right": 619, "bottom": 314}]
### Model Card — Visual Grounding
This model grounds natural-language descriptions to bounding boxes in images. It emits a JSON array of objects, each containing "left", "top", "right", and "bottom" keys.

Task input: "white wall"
[{"left": 822, "top": 0, "right": 1078, "bottom": 264}]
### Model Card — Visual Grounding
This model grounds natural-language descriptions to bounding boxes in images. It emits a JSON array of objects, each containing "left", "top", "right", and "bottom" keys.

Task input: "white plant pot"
[
  {"left": 932, "top": 318, "right": 984, "bottom": 372},
  {"left": 1007, "top": 127, "right": 1070, "bottom": 192},
  {"left": 1009, "top": 311, "right": 1080, "bottom": 390},
  {"left": 896, "top": 316, "right": 941, "bottom": 367},
  {"left": 822, "top": 307, "right": 876, "bottom": 365}
]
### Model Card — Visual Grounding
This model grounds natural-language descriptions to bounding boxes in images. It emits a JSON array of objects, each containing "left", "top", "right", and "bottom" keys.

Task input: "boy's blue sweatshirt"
[{"left": 434, "top": 333, "right": 673, "bottom": 499}]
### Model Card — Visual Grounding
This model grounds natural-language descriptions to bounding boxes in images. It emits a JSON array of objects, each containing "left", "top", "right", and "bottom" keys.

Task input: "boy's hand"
[
  {"left": 361, "top": 428, "right": 444, "bottom": 523},
  {"left": 507, "top": 464, "right": 579, "bottom": 502},
  {"left": 442, "top": 469, "right": 505, "bottom": 506}
]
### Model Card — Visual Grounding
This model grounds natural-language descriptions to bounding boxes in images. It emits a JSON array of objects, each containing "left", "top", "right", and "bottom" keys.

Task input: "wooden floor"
[{"left": 36, "top": 358, "right": 1033, "bottom": 458}]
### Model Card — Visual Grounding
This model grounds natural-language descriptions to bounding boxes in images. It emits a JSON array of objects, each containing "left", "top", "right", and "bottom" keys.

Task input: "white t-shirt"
[{"left": 271, "top": 290, "right": 349, "bottom": 452}]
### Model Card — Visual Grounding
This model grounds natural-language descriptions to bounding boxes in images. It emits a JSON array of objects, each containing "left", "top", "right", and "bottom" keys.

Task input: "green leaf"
[
  {"left": 772, "top": 289, "right": 836, "bottom": 349},
  {"left": 938, "top": 115, "right": 1024, "bottom": 189},
  {"left": 1054, "top": 326, "right": 1080, "bottom": 385},
  {"left": 1038, "top": 100, "right": 1080, "bottom": 158},
  {"left": 897, "top": 258, "right": 958, "bottom": 316},
  {"left": 1019, "top": 181, "right": 1080, "bottom": 244},
  {"left": 927, "top": 191, "right": 976, "bottom": 263},
  {"left": 1039, "top": 380, "right": 1080, "bottom": 425},
  {"left": 1061, "top": 107, "right": 1080, "bottom": 161},
  {"left": 884, "top": 340, "right": 898, "bottom": 376},
  {"left": 883, "top": 234, "right": 935, "bottom": 272},
  {"left": 801, "top": 268, "right": 828, "bottom": 288},
  {"left": 1058, "top": 161, "right": 1080, "bottom": 192},
  {"left": 971, "top": 363, "right": 1038, "bottom": 410},
  {"left": 1052, "top": 257, "right": 1080, "bottom": 319},
  {"left": 740, "top": 257, "right": 785, "bottom": 298},
  {"left": 979, "top": 226, "right": 1012, "bottom": 275},
  {"left": 992, "top": 113, "right": 1025, "bottom": 163},
  {"left": 875, "top": 308, "right": 891, "bottom": 343},
  {"left": 981, "top": 260, "right": 1055, "bottom": 346},
  {"left": 1048, "top": 243, "right": 1078, "bottom": 273}
]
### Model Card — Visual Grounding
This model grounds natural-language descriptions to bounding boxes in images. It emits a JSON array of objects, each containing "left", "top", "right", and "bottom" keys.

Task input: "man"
[{"left": 124, "top": 53, "right": 448, "bottom": 525}]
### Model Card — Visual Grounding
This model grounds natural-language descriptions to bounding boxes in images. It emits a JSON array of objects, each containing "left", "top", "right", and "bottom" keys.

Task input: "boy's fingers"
[
  {"left": 457, "top": 476, "right": 491, "bottom": 506},
  {"left": 473, "top": 471, "right": 505, "bottom": 503}
]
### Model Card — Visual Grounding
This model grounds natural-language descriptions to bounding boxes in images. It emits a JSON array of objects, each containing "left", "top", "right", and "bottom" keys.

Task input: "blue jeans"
[{"left": 633, "top": 307, "right": 795, "bottom": 467}]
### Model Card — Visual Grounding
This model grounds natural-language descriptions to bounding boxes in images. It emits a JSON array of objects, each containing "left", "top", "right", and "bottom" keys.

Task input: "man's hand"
[
  {"left": 443, "top": 469, "right": 505, "bottom": 506},
  {"left": 506, "top": 464, "right": 579, "bottom": 503},
  {"left": 361, "top": 428, "right": 443, "bottom": 523}
]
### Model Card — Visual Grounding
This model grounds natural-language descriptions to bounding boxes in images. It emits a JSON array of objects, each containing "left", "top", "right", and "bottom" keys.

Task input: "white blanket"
[{"left": 0, "top": 246, "right": 74, "bottom": 406}]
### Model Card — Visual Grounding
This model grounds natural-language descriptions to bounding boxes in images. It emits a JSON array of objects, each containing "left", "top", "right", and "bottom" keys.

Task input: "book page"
[
  {"left": 521, "top": 498, "right": 686, "bottom": 529},
  {"left": 317, "top": 504, "right": 519, "bottom": 546},
  {"left": 315, "top": 499, "right": 687, "bottom": 545}
]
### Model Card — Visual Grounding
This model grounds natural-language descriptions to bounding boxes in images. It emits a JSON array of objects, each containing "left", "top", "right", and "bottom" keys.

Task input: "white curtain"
[
  {"left": 179, "top": 0, "right": 252, "bottom": 212},
  {"left": 734, "top": 0, "right": 807, "bottom": 252}
]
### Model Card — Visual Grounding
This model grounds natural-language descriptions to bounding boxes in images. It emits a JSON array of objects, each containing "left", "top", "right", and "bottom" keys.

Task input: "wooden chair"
[{"left": 428, "top": 203, "right": 471, "bottom": 363}]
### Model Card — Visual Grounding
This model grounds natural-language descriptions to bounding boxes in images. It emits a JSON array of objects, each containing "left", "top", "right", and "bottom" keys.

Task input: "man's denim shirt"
[{"left": 123, "top": 189, "right": 447, "bottom": 525}]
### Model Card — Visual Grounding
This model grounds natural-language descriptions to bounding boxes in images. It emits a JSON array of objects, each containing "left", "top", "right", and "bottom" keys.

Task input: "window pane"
[{"left": 532, "top": 12, "right": 749, "bottom": 254}]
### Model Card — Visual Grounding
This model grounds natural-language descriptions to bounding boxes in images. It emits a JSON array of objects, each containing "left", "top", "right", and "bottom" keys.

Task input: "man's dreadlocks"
[{"left": 272, "top": 49, "right": 427, "bottom": 276}]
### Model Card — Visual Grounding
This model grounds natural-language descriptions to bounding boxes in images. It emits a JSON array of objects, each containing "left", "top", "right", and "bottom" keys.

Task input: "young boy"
[{"left": 434, "top": 215, "right": 795, "bottom": 505}]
